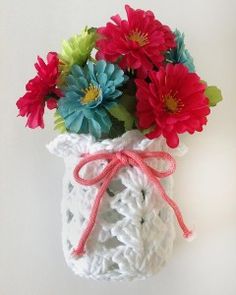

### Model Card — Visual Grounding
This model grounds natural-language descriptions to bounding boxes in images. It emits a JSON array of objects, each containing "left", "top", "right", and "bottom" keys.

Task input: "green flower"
[
  {"left": 165, "top": 29, "right": 195, "bottom": 72},
  {"left": 59, "top": 27, "right": 97, "bottom": 84}
]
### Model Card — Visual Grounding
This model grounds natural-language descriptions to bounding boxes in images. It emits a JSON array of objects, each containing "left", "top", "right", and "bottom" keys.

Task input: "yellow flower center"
[
  {"left": 81, "top": 84, "right": 100, "bottom": 105},
  {"left": 128, "top": 29, "right": 149, "bottom": 47},
  {"left": 164, "top": 94, "right": 183, "bottom": 113}
]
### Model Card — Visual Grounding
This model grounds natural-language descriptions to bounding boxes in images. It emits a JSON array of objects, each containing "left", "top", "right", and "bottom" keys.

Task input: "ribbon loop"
[{"left": 72, "top": 149, "right": 192, "bottom": 257}]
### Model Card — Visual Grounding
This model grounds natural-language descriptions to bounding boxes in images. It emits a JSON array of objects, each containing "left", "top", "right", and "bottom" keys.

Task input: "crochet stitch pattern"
[{"left": 48, "top": 131, "right": 187, "bottom": 280}]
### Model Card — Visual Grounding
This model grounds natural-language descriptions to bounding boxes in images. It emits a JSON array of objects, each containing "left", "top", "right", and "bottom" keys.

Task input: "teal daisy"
[
  {"left": 165, "top": 29, "right": 195, "bottom": 72},
  {"left": 58, "top": 60, "right": 127, "bottom": 138}
]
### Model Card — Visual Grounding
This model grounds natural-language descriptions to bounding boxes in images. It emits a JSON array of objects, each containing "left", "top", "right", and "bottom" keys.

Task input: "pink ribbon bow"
[{"left": 73, "top": 150, "right": 192, "bottom": 257}]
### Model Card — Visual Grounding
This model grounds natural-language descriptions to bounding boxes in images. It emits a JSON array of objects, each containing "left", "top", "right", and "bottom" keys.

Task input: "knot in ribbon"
[
  {"left": 73, "top": 150, "right": 192, "bottom": 257},
  {"left": 115, "top": 151, "right": 130, "bottom": 165}
]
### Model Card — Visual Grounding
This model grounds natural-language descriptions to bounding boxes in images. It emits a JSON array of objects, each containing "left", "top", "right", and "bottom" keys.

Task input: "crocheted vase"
[{"left": 47, "top": 130, "right": 186, "bottom": 281}]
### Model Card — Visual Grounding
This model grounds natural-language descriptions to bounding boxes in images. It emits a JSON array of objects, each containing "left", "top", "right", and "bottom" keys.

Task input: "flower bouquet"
[{"left": 17, "top": 5, "right": 222, "bottom": 281}]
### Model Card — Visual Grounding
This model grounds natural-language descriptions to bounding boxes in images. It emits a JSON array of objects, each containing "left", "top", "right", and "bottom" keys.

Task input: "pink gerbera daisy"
[
  {"left": 135, "top": 63, "right": 211, "bottom": 148},
  {"left": 96, "top": 5, "right": 176, "bottom": 78},
  {"left": 16, "top": 52, "right": 61, "bottom": 128}
]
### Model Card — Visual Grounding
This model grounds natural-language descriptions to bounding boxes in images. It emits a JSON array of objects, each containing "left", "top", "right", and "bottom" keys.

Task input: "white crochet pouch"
[{"left": 47, "top": 130, "right": 187, "bottom": 281}]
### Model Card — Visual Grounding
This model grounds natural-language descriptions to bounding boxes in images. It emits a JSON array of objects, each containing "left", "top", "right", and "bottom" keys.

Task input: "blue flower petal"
[
  {"left": 58, "top": 59, "right": 128, "bottom": 138},
  {"left": 165, "top": 29, "right": 195, "bottom": 73},
  {"left": 76, "top": 77, "right": 89, "bottom": 89},
  {"left": 97, "top": 73, "right": 107, "bottom": 88},
  {"left": 104, "top": 63, "right": 115, "bottom": 78},
  {"left": 105, "top": 81, "right": 114, "bottom": 88},
  {"left": 110, "top": 68, "right": 124, "bottom": 81},
  {"left": 79, "top": 119, "right": 89, "bottom": 134},
  {"left": 113, "top": 76, "right": 125, "bottom": 86},
  {"left": 71, "top": 64, "right": 84, "bottom": 77},
  {"left": 87, "top": 61, "right": 96, "bottom": 80},
  {"left": 95, "top": 60, "right": 106, "bottom": 74},
  {"left": 106, "top": 89, "right": 122, "bottom": 100},
  {"left": 81, "top": 108, "right": 95, "bottom": 119},
  {"left": 65, "top": 111, "right": 84, "bottom": 132},
  {"left": 89, "top": 118, "right": 102, "bottom": 138},
  {"left": 103, "top": 86, "right": 116, "bottom": 96},
  {"left": 94, "top": 109, "right": 111, "bottom": 133},
  {"left": 86, "top": 95, "right": 103, "bottom": 109}
]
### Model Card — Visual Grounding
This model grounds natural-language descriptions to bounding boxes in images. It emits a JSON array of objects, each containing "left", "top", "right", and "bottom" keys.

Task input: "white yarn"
[{"left": 47, "top": 130, "right": 187, "bottom": 281}]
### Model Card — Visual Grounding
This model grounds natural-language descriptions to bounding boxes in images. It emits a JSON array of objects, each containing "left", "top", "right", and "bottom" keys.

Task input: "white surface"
[{"left": 1, "top": 0, "right": 236, "bottom": 294}]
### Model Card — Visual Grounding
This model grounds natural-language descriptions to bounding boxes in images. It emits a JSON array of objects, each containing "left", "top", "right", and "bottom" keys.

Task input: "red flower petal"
[
  {"left": 96, "top": 5, "right": 176, "bottom": 77},
  {"left": 165, "top": 131, "right": 179, "bottom": 148},
  {"left": 16, "top": 52, "right": 61, "bottom": 129},
  {"left": 47, "top": 98, "right": 58, "bottom": 110},
  {"left": 135, "top": 64, "right": 210, "bottom": 148}
]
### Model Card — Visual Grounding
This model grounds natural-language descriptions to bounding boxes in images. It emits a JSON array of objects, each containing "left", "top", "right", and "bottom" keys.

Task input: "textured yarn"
[
  {"left": 73, "top": 150, "right": 192, "bottom": 256},
  {"left": 47, "top": 130, "right": 187, "bottom": 281}
]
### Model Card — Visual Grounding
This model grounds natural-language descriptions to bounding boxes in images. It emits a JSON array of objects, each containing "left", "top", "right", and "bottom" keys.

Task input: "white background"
[{"left": 1, "top": 0, "right": 236, "bottom": 294}]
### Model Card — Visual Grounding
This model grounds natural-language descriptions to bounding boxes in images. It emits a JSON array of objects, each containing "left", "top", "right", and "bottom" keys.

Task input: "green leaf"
[
  {"left": 107, "top": 115, "right": 125, "bottom": 139},
  {"left": 119, "top": 93, "right": 136, "bottom": 114},
  {"left": 205, "top": 85, "right": 223, "bottom": 107},
  {"left": 54, "top": 111, "right": 67, "bottom": 133},
  {"left": 108, "top": 104, "right": 135, "bottom": 131}
]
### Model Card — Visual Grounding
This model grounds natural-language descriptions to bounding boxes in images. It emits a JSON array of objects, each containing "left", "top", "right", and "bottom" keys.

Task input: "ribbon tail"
[
  {"left": 152, "top": 178, "right": 193, "bottom": 239},
  {"left": 72, "top": 165, "right": 121, "bottom": 257}
]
